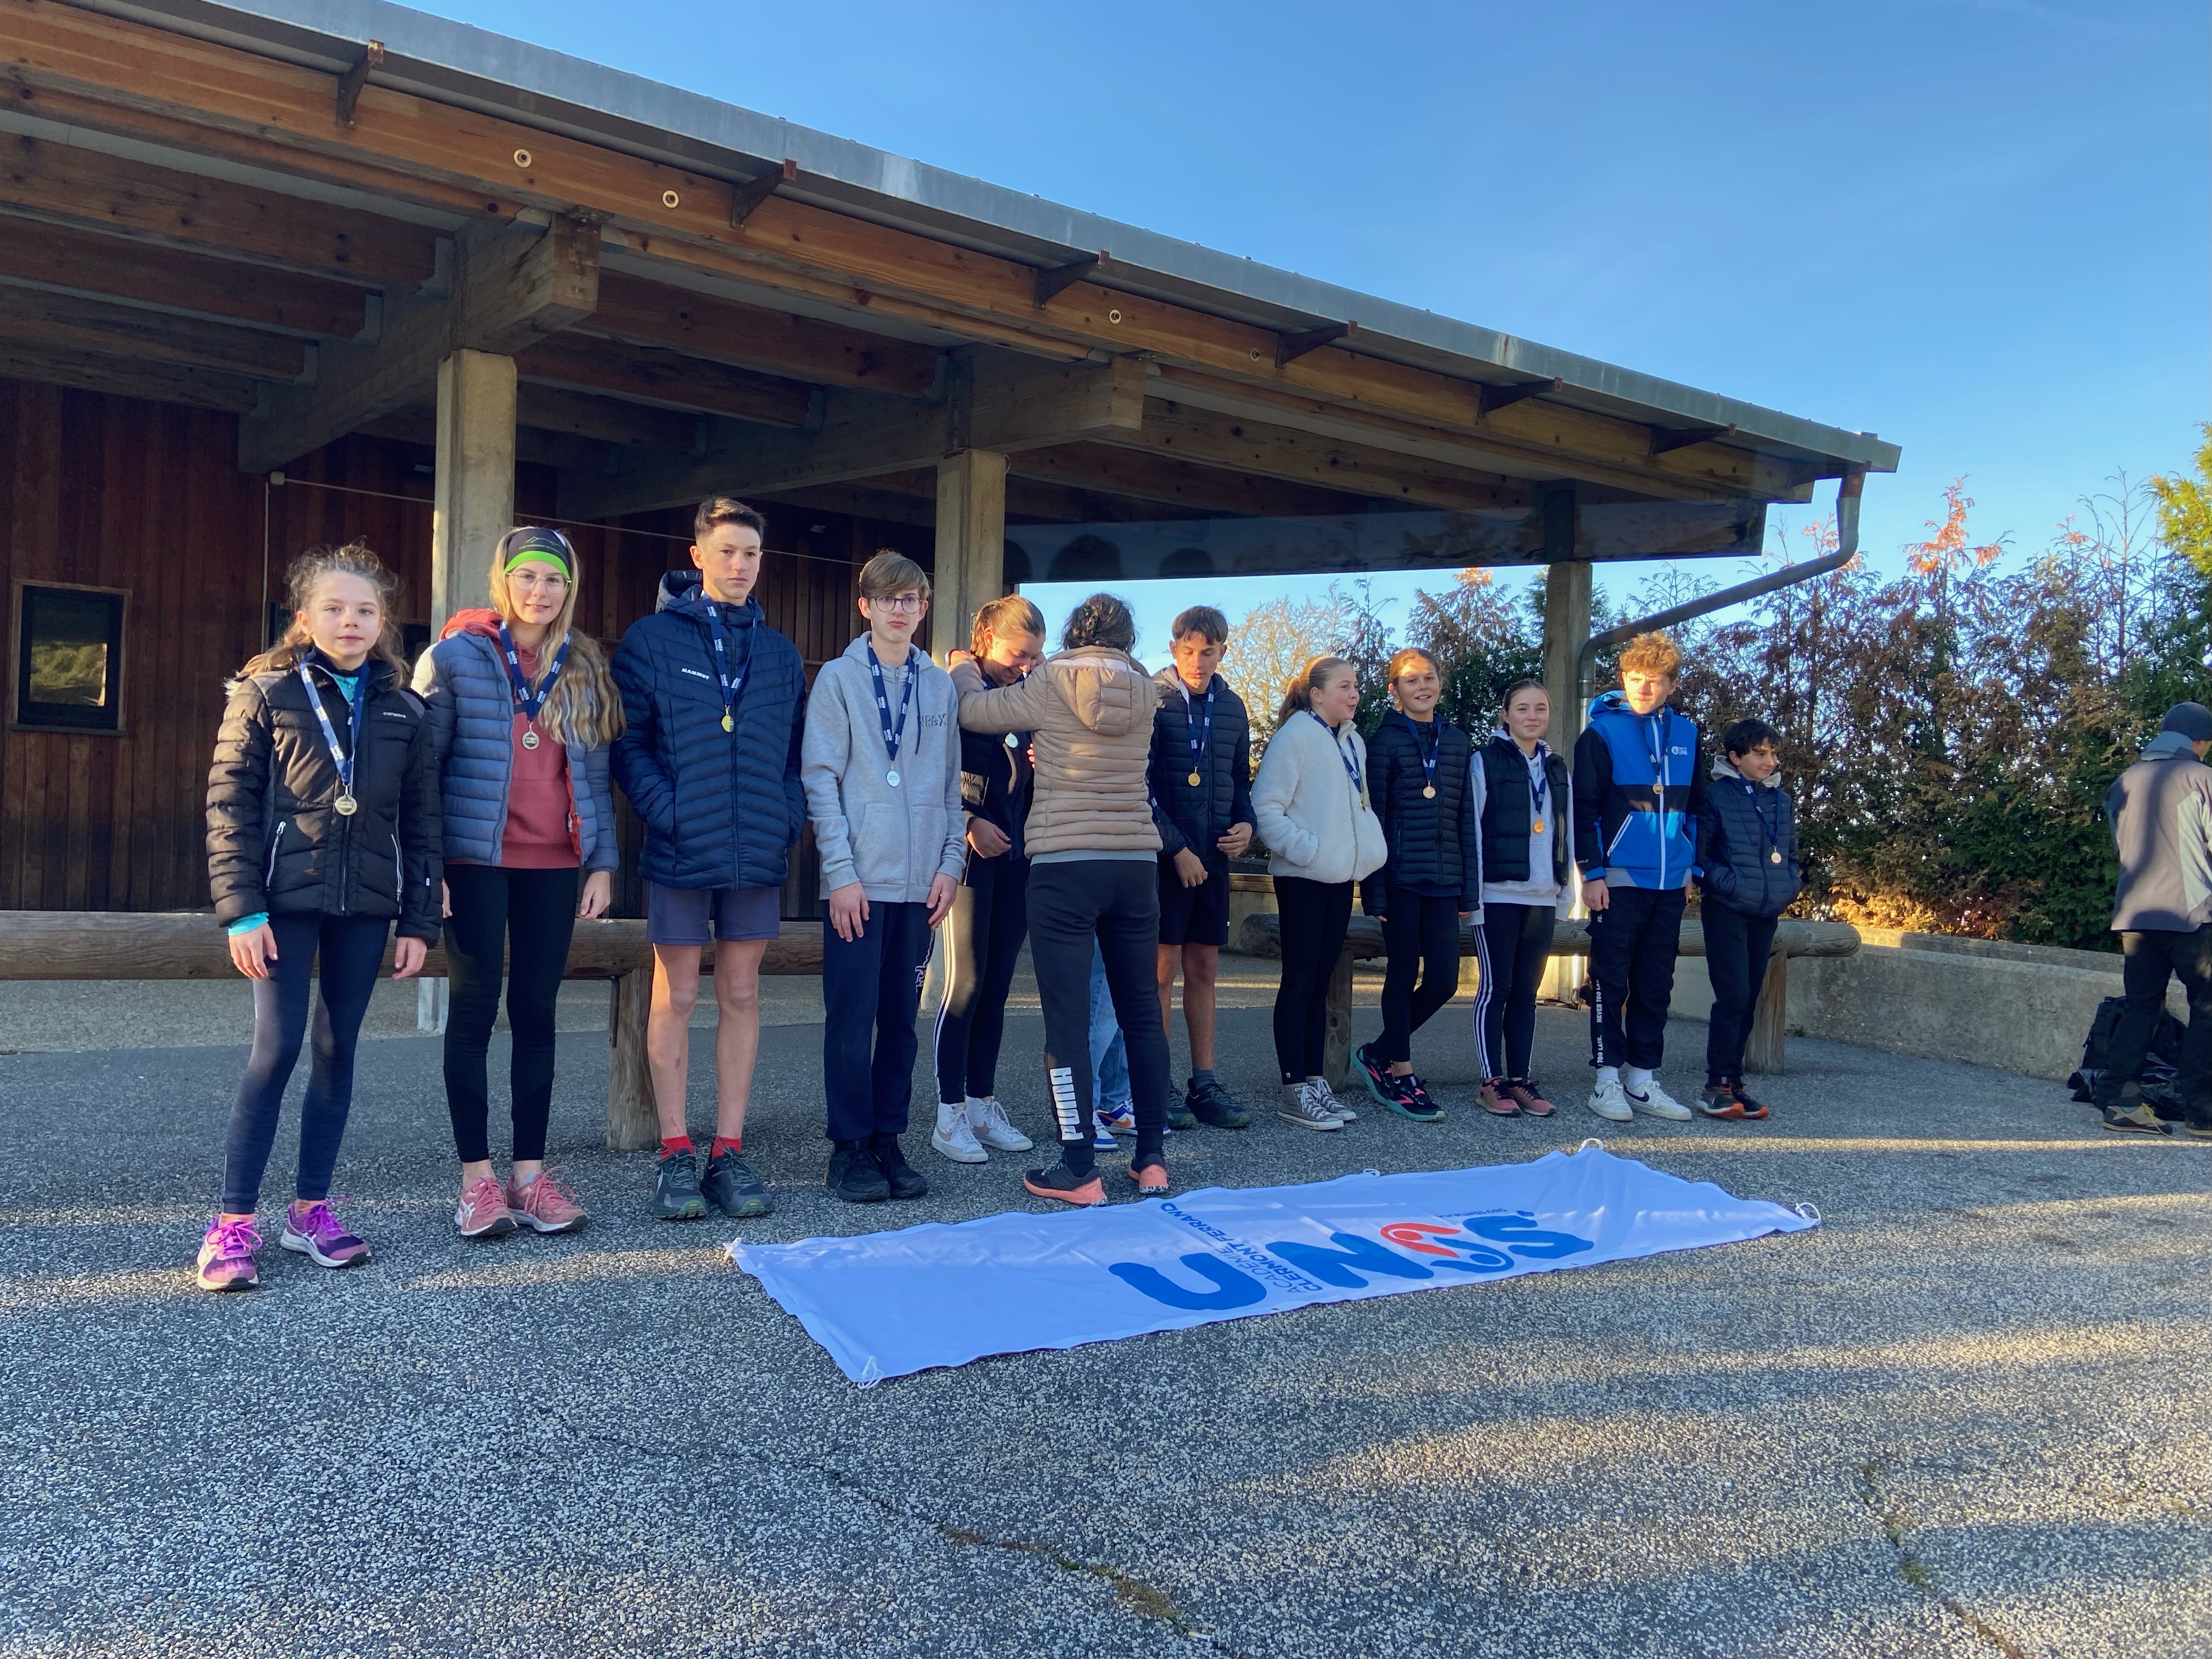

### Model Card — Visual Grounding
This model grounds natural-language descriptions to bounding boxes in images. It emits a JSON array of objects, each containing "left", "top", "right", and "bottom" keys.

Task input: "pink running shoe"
[
  {"left": 196, "top": 1217, "right": 263, "bottom": 1293},
  {"left": 455, "top": 1175, "right": 517, "bottom": 1240},
  {"left": 506, "top": 1167, "right": 588, "bottom": 1234},
  {"left": 280, "top": 1200, "right": 371, "bottom": 1269}
]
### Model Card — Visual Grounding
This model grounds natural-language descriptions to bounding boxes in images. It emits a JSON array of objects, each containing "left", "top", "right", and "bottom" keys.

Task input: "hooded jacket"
[
  {"left": 413, "top": 611, "right": 619, "bottom": 873},
  {"left": 1251, "top": 710, "right": 1387, "bottom": 887},
  {"left": 802, "top": 635, "right": 967, "bottom": 902},
  {"left": 2106, "top": 729, "right": 2212, "bottom": 932},
  {"left": 206, "top": 650, "right": 442, "bottom": 940},
  {"left": 610, "top": 572, "right": 806, "bottom": 892},
  {"left": 951, "top": 646, "right": 1161, "bottom": 860},
  {"left": 1148, "top": 668, "right": 1254, "bottom": 864},
  {"left": 1362, "top": 708, "right": 1479, "bottom": 912},
  {"left": 1572, "top": 692, "right": 1706, "bottom": 891},
  {"left": 1696, "top": 756, "right": 1801, "bottom": 919},
  {"left": 958, "top": 697, "right": 1032, "bottom": 867}
]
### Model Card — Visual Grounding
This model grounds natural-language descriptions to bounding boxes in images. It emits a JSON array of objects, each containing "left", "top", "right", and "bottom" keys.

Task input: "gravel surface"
[{"left": 2, "top": 972, "right": 2207, "bottom": 1658}]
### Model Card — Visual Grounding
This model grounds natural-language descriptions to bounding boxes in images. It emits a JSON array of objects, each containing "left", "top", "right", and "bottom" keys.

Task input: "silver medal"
[
  {"left": 335, "top": 793, "right": 359, "bottom": 817},
  {"left": 885, "top": 769, "right": 901, "bottom": 788},
  {"left": 521, "top": 727, "right": 541, "bottom": 751}
]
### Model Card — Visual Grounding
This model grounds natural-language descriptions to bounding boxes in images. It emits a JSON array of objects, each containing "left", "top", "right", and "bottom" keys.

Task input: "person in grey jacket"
[
  {"left": 802, "top": 552, "right": 966, "bottom": 1203},
  {"left": 2095, "top": 701, "right": 2212, "bottom": 1135},
  {"left": 415, "top": 527, "right": 622, "bottom": 1239}
]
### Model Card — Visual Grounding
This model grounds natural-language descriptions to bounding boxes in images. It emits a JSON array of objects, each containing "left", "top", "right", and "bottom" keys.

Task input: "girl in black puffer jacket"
[{"left": 196, "top": 544, "right": 440, "bottom": 1294}]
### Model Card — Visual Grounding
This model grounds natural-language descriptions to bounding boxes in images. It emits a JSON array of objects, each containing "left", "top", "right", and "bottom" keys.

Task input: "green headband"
[{"left": 501, "top": 528, "right": 573, "bottom": 576}]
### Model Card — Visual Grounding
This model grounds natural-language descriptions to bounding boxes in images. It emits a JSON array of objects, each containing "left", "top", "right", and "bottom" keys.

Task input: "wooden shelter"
[{"left": 0, "top": 0, "right": 1900, "bottom": 916}]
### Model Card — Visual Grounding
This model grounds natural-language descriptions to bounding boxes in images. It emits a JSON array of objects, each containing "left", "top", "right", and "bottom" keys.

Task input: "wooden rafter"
[
  {"left": 0, "top": 342, "right": 259, "bottom": 410},
  {"left": 0, "top": 283, "right": 309, "bottom": 378},
  {"left": 582, "top": 270, "right": 936, "bottom": 396},
  {"left": 0, "top": 216, "right": 370, "bottom": 337},
  {"left": 515, "top": 332, "right": 814, "bottom": 427},
  {"left": 1006, "top": 443, "right": 1376, "bottom": 520}
]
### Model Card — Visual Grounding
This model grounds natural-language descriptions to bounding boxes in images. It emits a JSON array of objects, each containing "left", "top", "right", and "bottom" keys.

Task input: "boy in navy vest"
[{"left": 1573, "top": 631, "right": 1706, "bottom": 1124}]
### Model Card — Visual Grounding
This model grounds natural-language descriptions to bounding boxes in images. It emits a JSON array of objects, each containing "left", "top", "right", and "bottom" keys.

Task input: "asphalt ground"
[{"left": 1, "top": 967, "right": 2208, "bottom": 1658}]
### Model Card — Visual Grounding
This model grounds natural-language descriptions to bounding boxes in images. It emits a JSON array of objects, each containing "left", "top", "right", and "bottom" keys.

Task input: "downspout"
[{"left": 1573, "top": 467, "right": 1866, "bottom": 721}]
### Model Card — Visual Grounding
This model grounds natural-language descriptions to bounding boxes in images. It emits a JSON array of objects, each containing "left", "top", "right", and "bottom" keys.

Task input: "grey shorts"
[{"left": 645, "top": 881, "right": 781, "bottom": 947}]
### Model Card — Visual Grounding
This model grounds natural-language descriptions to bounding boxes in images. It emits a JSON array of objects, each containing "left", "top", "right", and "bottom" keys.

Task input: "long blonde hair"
[
  {"left": 1276, "top": 654, "right": 1353, "bottom": 730},
  {"left": 240, "top": 543, "right": 410, "bottom": 680},
  {"left": 487, "top": 528, "right": 623, "bottom": 749}
]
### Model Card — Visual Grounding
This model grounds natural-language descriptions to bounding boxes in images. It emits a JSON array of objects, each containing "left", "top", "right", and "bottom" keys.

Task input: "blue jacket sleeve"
[
  {"left": 784, "top": 665, "right": 809, "bottom": 849},
  {"left": 1697, "top": 788, "right": 1736, "bottom": 900},
  {"left": 610, "top": 628, "right": 676, "bottom": 836},
  {"left": 1231, "top": 721, "right": 1255, "bottom": 831}
]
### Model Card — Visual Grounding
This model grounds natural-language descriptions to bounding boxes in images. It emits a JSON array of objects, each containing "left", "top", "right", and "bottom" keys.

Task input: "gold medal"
[
  {"left": 1531, "top": 817, "right": 1545, "bottom": 835},
  {"left": 521, "top": 727, "right": 540, "bottom": 751},
  {"left": 335, "top": 793, "right": 358, "bottom": 817},
  {"left": 721, "top": 712, "right": 733, "bottom": 733},
  {"left": 1188, "top": 771, "right": 1203, "bottom": 787},
  {"left": 1770, "top": 849, "right": 1783, "bottom": 864},
  {"left": 1421, "top": 785, "right": 1436, "bottom": 799}
]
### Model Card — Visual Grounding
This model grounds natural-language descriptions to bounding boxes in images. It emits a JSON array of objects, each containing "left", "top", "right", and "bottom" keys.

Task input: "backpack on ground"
[{"left": 2067, "top": 995, "right": 2187, "bottom": 1120}]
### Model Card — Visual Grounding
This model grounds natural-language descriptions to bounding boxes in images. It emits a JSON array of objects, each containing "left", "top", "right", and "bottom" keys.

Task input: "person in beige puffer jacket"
[{"left": 949, "top": 592, "right": 1171, "bottom": 1207}]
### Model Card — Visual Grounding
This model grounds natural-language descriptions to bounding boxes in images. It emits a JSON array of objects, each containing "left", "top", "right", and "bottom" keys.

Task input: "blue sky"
[{"left": 425, "top": 0, "right": 2208, "bottom": 663}]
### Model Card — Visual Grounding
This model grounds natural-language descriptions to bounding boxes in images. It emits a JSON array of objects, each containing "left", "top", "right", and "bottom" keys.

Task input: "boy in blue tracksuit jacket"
[{"left": 1572, "top": 632, "right": 1707, "bottom": 1124}]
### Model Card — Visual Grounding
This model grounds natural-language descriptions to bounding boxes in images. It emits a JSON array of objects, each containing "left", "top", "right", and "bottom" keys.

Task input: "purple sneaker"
[
  {"left": 280, "top": 1200, "right": 371, "bottom": 1269},
  {"left": 196, "top": 1217, "right": 263, "bottom": 1293}
]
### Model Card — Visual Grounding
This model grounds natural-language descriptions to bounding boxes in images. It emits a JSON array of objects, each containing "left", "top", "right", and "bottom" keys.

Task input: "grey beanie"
[{"left": 2159, "top": 702, "right": 2212, "bottom": 742}]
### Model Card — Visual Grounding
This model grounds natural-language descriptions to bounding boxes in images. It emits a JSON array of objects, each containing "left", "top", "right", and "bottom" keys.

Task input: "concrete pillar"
[
  {"left": 1540, "top": 558, "right": 1594, "bottom": 1006},
  {"left": 431, "top": 348, "right": 517, "bottom": 631},
  {"left": 931, "top": 449, "right": 1008, "bottom": 665}
]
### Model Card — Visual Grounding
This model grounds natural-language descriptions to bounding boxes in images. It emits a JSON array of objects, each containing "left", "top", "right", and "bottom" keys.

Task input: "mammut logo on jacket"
[{"left": 680, "top": 667, "right": 713, "bottom": 681}]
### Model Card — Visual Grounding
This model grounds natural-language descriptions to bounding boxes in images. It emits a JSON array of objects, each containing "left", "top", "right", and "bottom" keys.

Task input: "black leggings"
[
  {"left": 221, "top": 913, "right": 391, "bottom": 1214},
  {"left": 1376, "top": 893, "right": 1461, "bottom": 1064},
  {"left": 1474, "top": 901, "right": 1555, "bottom": 1081},
  {"left": 443, "top": 864, "right": 579, "bottom": 1165},
  {"left": 1273, "top": 876, "right": 1352, "bottom": 1084},
  {"left": 1027, "top": 860, "right": 1166, "bottom": 1175},
  {"left": 933, "top": 854, "right": 1029, "bottom": 1104}
]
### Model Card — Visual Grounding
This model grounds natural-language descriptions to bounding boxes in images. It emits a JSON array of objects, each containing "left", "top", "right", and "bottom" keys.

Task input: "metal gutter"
[{"left": 69, "top": 0, "right": 1901, "bottom": 476}]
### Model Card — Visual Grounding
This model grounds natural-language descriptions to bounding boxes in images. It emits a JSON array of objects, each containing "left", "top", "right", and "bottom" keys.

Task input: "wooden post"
[
  {"left": 606, "top": 958, "right": 657, "bottom": 1151},
  {"left": 1539, "top": 557, "right": 1593, "bottom": 1005},
  {"left": 431, "top": 347, "right": 517, "bottom": 631},
  {"left": 1324, "top": 941, "right": 1355, "bottom": 1091},
  {"left": 1745, "top": 949, "right": 1788, "bottom": 1075},
  {"left": 932, "top": 448, "right": 1008, "bottom": 664}
]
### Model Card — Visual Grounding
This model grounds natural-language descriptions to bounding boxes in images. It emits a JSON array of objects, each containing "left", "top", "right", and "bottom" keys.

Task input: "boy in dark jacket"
[
  {"left": 1694, "top": 718, "right": 1801, "bottom": 1120},
  {"left": 1574, "top": 631, "right": 1706, "bottom": 1124},
  {"left": 1147, "top": 606, "right": 1257, "bottom": 1129},
  {"left": 611, "top": 497, "right": 807, "bottom": 1223}
]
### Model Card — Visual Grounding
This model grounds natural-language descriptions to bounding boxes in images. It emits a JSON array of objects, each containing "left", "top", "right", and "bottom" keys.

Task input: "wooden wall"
[{"left": 0, "top": 375, "right": 928, "bottom": 916}]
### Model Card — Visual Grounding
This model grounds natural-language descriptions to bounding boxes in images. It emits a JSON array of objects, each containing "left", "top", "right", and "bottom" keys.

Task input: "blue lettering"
[
  {"left": 1430, "top": 1241, "right": 1515, "bottom": 1272},
  {"left": 1267, "top": 1232, "right": 1435, "bottom": 1288},
  {"left": 1110, "top": 1253, "right": 1267, "bottom": 1311},
  {"left": 1460, "top": 1214, "right": 1595, "bottom": 1260}
]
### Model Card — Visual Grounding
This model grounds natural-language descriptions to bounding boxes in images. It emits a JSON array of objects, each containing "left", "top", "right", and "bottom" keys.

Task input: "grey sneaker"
[
  {"left": 1310, "top": 1079, "right": 1357, "bottom": 1124},
  {"left": 702, "top": 1149, "right": 774, "bottom": 1219},
  {"left": 1277, "top": 1082, "right": 1344, "bottom": 1132},
  {"left": 654, "top": 1150, "right": 709, "bottom": 1221},
  {"left": 2101, "top": 1102, "right": 2173, "bottom": 1135}
]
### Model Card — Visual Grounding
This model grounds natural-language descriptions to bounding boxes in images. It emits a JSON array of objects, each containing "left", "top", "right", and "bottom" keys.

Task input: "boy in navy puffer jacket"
[
  {"left": 1573, "top": 631, "right": 1707, "bottom": 1125},
  {"left": 1694, "top": 718, "right": 1801, "bottom": 1120}
]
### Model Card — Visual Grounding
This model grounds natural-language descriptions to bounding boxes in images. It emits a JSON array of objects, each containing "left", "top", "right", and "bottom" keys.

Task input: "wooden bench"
[
  {"left": 0, "top": 911, "right": 820, "bottom": 1152},
  {"left": 1235, "top": 912, "right": 1861, "bottom": 1090}
]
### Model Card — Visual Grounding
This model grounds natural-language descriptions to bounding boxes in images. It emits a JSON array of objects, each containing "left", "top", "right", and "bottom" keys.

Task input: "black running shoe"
[
  {"left": 653, "top": 1149, "right": 709, "bottom": 1221},
  {"left": 1351, "top": 1042, "right": 1405, "bottom": 1109},
  {"left": 702, "top": 1149, "right": 774, "bottom": 1219},
  {"left": 871, "top": 1135, "right": 929, "bottom": 1200},
  {"left": 1185, "top": 1076, "right": 1250, "bottom": 1129},
  {"left": 827, "top": 1146, "right": 891, "bottom": 1203},
  {"left": 1164, "top": 1092, "right": 1199, "bottom": 1131}
]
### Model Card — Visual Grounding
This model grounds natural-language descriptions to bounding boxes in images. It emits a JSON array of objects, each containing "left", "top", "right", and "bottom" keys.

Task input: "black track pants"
[
  {"left": 1273, "top": 876, "right": 1353, "bottom": 1084},
  {"left": 1701, "top": 901, "right": 1779, "bottom": 1085},
  {"left": 443, "top": 863, "right": 580, "bottom": 1165},
  {"left": 2097, "top": 926, "right": 2212, "bottom": 1114},
  {"left": 933, "top": 854, "right": 1029, "bottom": 1104},
  {"left": 1586, "top": 884, "right": 1686, "bottom": 1071},
  {"left": 1026, "top": 860, "right": 1166, "bottom": 1175},
  {"left": 822, "top": 900, "right": 935, "bottom": 1143},
  {"left": 1376, "top": 893, "right": 1462, "bottom": 1064},
  {"left": 1474, "top": 901, "right": 1555, "bottom": 1081}
]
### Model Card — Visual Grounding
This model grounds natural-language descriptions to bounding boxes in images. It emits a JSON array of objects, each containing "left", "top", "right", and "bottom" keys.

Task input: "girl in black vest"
[
  {"left": 1352, "top": 648, "right": 1477, "bottom": 1122},
  {"left": 1467, "top": 679, "right": 1575, "bottom": 1118},
  {"left": 198, "top": 545, "right": 441, "bottom": 1292}
]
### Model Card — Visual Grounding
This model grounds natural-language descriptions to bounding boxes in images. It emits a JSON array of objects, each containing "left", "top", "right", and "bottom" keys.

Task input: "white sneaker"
[
  {"left": 967, "top": 1096, "right": 1032, "bottom": 1152},
  {"left": 1587, "top": 1076, "right": 1632, "bottom": 1122},
  {"left": 1308, "top": 1079, "right": 1358, "bottom": 1123},
  {"left": 1626, "top": 1078, "right": 1694, "bottom": 1121},
  {"left": 930, "top": 1101, "right": 986, "bottom": 1163},
  {"left": 1278, "top": 1082, "right": 1344, "bottom": 1132}
]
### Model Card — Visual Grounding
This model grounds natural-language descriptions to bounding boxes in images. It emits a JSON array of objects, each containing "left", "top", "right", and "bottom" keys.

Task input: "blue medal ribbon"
[
  {"left": 1308, "top": 709, "right": 1363, "bottom": 795},
  {"left": 1183, "top": 684, "right": 1214, "bottom": 786},
  {"left": 1404, "top": 710, "right": 1441, "bottom": 794},
  {"left": 496, "top": 622, "right": 571, "bottom": 736},
  {"left": 868, "top": 646, "right": 918, "bottom": 785},
  {"left": 298, "top": 658, "right": 367, "bottom": 809},
  {"left": 704, "top": 601, "right": 755, "bottom": 733}
]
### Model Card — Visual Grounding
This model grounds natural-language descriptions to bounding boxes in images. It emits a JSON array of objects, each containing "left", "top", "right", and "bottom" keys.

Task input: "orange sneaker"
[
  {"left": 1125, "top": 1158, "right": 1169, "bottom": 1197},
  {"left": 1023, "top": 1162, "right": 1106, "bottom": 1207},
  {"left": 454, "top": 1174, "right": 516, "bottom": 1240},
  {"left": 1479, "top": 1079, "right": 1520, "bottom": 1117},
  {"left": 507, "top": 1167, "right": 588, "bottom": 1233}
]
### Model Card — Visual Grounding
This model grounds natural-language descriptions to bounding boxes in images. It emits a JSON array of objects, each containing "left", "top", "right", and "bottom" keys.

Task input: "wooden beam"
[
  {"left": 0, "top": 343, "right": 258, "bottom": 410},
  {"left": 0, "top": 216, "right": 369, "bottom": 337},
  {"left": 1006, "top": 442, "right": 1375, "bottom": 520},
  {"left": 334, "top": 40, "right": 383, "bottom": 129},
  {"left": 0, "top": 131, "right": 438, "bottom": 286},
  {"left": 241, "top": 215, "right": 601, "bottom": 473},
  {"left": 357, "top": 403, "right": 613, "bottom": 473},
  {"left": 1103, "top": 398, "right": 1528, "bottom": 511},
  {"left": 584, "top": 270, "right": 936, "bottom": 396},
  {"left": 514, "top": 332, "right": 813, "bottom": 426},
  {"left": 432, "top": 347, "right": 515, "bottom": 629},
  {"left": 933, "top": 449, "right": 1008, "bottom": 665},
  {"left": 0, "top": 283, "right": 308, "bottom": 379},
  {"left": 0, "top": 0, "right": 1784, "bottom": 499},
  {"left": 517, "top": 383, "right": 700, "bottom": 450},
  {"left": 1275, "top": 321, "right": 1350, "bottom": 368},
  {"left": 564, "top": 351, "right": 1145, "bottom": 519}
]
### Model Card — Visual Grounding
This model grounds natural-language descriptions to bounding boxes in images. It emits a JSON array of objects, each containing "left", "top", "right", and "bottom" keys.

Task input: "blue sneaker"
[{"left": 1092, "top": 1105, "right": 1131, "bottom": 1149}]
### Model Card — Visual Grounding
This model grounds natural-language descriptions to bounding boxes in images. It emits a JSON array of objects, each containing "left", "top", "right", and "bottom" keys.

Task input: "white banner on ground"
[{"left": 730, "top": 1146, "right": 1817, "bottom": 1383}]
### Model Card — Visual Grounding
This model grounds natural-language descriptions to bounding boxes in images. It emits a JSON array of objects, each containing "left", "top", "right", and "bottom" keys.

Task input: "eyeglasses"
[
  {"left": 509, "top": 570, "right": 569, "bottom": 591},
  {"left": 872, "top": 593, "right": 926, "bottom": 613}
]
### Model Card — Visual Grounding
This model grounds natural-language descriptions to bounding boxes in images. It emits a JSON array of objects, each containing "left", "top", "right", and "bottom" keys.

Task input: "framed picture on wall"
[{"left": 12, "top": 581, "right": 128, "bottom": 735}]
